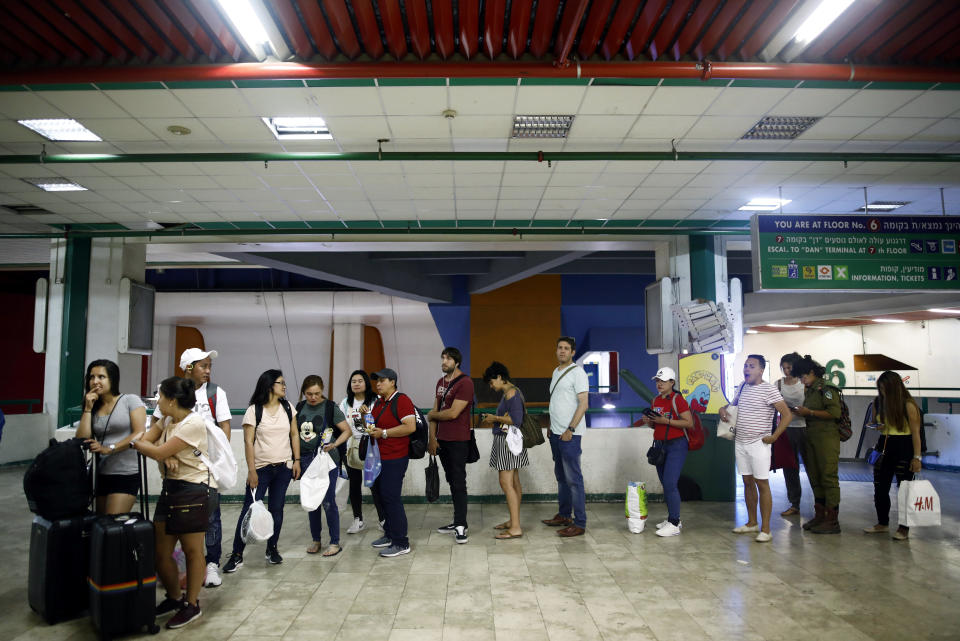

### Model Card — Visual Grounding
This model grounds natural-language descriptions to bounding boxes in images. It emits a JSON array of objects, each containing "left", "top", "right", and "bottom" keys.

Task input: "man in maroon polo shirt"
[{"left": 426, "top": 346, "right": 475, "bottom": 544}]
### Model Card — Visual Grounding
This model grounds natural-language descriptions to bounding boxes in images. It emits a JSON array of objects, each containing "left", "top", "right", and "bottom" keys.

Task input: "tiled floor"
[{"left": 3, "top": 463, "right": 959, "bottom": 641}]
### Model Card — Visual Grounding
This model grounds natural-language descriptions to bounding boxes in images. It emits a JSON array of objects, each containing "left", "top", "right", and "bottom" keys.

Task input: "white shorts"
[{"left": 735, "top": 438, "right": 771, "bottom": 480}]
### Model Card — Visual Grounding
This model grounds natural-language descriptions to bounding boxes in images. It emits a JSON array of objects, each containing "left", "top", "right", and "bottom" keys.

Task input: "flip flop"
[
  {"left": 493, "top": 522, "right": 512, "bottom": 530},
  {"left": 306, "top": 542, "right": 321, "bottom": 554},
  {"left": 495, "top": 531, "right": 523, "bottom": 540},
  {"left": 322, "top": 544, "right": 342, "bottom": 557}
]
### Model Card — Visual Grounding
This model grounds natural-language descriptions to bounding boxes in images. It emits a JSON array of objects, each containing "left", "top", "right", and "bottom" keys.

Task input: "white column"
[
  {"left": 331, "top": 322, "right": 363, "bottom": 400},
  {"left": 42, "top": 239, "right": 66, "bottom": 432}
]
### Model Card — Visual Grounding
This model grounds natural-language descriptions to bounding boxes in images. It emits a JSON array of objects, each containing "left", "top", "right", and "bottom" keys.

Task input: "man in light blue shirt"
[{"left": 542, "top": 336, "right": 589, "bottom": 537}]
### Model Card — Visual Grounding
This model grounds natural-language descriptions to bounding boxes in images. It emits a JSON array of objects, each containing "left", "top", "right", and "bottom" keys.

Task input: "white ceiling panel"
[
  {"left": 567, "top": 115, "right": 637, "bottom": 139},
  {"left": 578, "top": 86, "right": 655, "bottom": 115},
  {"left": 0, "top": 120, "right": 54, "bottom": 143},
  {"left": 79, "top": 118, "right": 158, "bottom": 141},
  {"left": 801, "top": 116, "right": 879, "bottom": 140},
  {"left": 387, "top": 116, "right": 451, "bottom": 138},
  {"left": 628, "top": 115, "right": 697, "bottom": 139},
  {"left": 856, "top": 118, "right": 939, "bottom": 140},
  {"left": 830, "top": 90, "right": 924, "bottom": 117},
  {"left": 40, "top": 91, "right": 128, "bottom": 118},
  {"left": 308, "top": 87, "right": 384, "bottom": 116},
  {"left": 172, "top": 89, "right": 252, "bottom": 117},
  {"left": 448, "top": 86, "right": 518, "bottom": 115},
  {"left": 706, "top": 88, "right": 791, "bottom": 116},
  {"left": 514, "top": 86, "right": 587, "bottom": 114},
  {"left": 240, "top": 88, "right": 319, "bottom": 116},
  {"left": 139, "top": 118, "right": 219, "bottom": 141},
  {"left": 325, "top": 116, "right": 391, "bottom": 138},
  {"left": 378, "top": 86, "right": 447, "bottom": 116},
  {"left": 203, "top": 118, "right": 276, "bottom": 141},
  {"left": 104, "top": 90, "right": 192, "bottom": 118},
  {"left": 644, "top": 87, "right": 723, "bottom": 116},
  {"left": 450, "top": 115, "right": 513, "bottom": 138},
  {"left": 684, "top": 116, "right": 758, "bottom": 139},
  {"left": 768, "top": 89, "right": 857, "bottom": 116},
  {"left": 892, "top": 91, "right": 960, "bottom": 118},
  {"left": 0, "top": 93, "right": 64, "bottom": 119}
]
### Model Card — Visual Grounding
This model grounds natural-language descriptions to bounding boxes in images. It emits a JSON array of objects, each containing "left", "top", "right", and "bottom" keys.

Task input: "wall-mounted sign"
[{"left": 751, "top": 214, "right": 960, "bottom": 292}]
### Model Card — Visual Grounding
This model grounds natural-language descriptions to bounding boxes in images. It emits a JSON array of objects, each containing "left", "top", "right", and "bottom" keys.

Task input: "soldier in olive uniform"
[{"left": 791, "top": 356, "right": 844, "bottom": 534}]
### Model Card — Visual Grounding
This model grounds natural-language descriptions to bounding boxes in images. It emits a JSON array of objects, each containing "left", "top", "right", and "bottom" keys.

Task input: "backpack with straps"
[
  {"left": 819, "top": 384, "right": 852, "bottom": 442},
  {"left": 670, "top": 393, "right": 705, "bottom": 451},
  {"left": 384, "top": 393, "right": 430, "bottom": 459}
]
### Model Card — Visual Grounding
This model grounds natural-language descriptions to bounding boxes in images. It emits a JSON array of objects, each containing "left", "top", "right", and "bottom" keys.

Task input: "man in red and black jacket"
[
  {"left": 367, "top": 368, "right": 417, "bottom": 557},
  {"left": 426, "top": 347, "right": 475, "bottom": 544}
]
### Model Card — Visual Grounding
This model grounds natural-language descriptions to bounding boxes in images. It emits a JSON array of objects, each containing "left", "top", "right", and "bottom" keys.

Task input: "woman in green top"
[
  {"left": 863, "top": 371, "right": 923, "bottom": 540},
  {"left": 297, "top": 375, "right": 350, "bottom": 556},
  {"left": 791, "top": 356, "right": 843, "bottom": 534}
]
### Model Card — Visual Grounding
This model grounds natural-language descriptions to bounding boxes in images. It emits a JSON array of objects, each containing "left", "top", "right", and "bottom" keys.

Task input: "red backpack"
[{"left": 671, "top": 394, "right": 705, "bottom": 451}]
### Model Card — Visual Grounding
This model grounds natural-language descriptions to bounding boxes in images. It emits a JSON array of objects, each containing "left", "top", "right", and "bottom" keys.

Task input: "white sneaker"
[
  {"left": 656, "top": 523, "right": 681, "bottom": 537},
  {"left": 204, "top": 562, "right": 222, "bottom": 587},
  {"left": 656, "top": 520, "right": 681, "bottom": 530},
  {"left": 732, "top": 524, "right": 760, "bottom": 534},
  {"left": 755, "top": 532, "right": 772, "bottom": 543},
  {"left": 347, "top": 517, "right": 365, "bottom": 534},
  {"left": 378, "top": 520, "right": 385, "bottom": 532}
]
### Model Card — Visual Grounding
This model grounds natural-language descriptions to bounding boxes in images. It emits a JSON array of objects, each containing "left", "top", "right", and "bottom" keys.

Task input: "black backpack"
[
  {"left": 386, "top": 393, "right": 430, "bottom": 459},
  {"left": 23, "top": 438, "right": 90, "bottom": 520}
]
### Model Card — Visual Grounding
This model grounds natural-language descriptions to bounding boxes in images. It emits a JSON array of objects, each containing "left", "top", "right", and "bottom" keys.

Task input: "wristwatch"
[
  {"left": 108, "top": 444, "right": 116, "bottom": 452},
  {"left": 383, "top": 429, "right": 389, "bottom": 439},
  {"left": 913, "top": 455, "right": 922, "bottom": 460}
]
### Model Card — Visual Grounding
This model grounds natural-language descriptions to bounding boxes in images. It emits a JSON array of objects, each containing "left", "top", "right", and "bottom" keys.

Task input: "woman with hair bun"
[
  {"left": 130, "top": 376, "right": 214, "bottom": 629},
  {"left": 792, "top": 355, "right": 844, "bottom": 534},
  {"left": 776, "top": 352, "right": 807, "bottom": 517},
  {"left": 863, "top": 371, "right": 923, "bottom": 540},
  {"left": 76, "top": 359, "right": 147, "bottom": 515}
]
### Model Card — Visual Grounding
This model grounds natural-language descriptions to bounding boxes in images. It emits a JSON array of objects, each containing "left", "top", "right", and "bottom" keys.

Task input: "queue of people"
[{"left": 76, "top": 339, "right": 921, "bottom": 629}]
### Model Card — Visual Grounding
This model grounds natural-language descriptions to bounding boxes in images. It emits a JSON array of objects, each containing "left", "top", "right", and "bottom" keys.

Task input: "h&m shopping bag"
[{"left": 897, "top": 476, "right": 941, "bottom": 528}]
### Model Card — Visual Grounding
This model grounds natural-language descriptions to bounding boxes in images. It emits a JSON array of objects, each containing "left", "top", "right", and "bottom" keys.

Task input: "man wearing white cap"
[{"left": 152, "top": 347, "right": 231, "bottom": 586}]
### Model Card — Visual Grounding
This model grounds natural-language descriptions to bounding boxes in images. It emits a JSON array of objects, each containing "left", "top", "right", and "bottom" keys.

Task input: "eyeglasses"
[{"left": 274, "top": 381, "right": 286, "bottom": 387}]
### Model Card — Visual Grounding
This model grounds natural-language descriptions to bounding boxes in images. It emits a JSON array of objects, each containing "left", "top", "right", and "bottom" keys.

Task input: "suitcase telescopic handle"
[{"left": 137, "top": 452, "right": 149, "bottom": 520}]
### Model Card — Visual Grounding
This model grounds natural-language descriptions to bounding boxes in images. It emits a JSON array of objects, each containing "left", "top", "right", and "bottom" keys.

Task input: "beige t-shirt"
[
  {"left": 242, "top": 403, "right": 297, "bottom": 468},
  {"left": 161, "top": 412, "right": 217, "bottom": 489}
]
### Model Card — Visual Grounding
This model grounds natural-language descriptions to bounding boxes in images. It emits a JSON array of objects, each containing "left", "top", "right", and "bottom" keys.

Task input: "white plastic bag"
[
  {"left": 300, "top": 451, "right": 336, "bottom": 512},
  {"left": 717, "top": 406, "right": 737, "bottom": 441},
  {"left": 897, "top": 477, "right": 941, "bottom": 528},
  {"left": 505, "top": 425, "right": 524, "bottom": 456},
  {"left": 625, "top": 481, "right": 647, "bottom": 533},
  {"left": 241, "top": 499, "right": 274, "bottom": 543},
  {"left": 196, "top": 413, "right": 238, "bottom": 489}
]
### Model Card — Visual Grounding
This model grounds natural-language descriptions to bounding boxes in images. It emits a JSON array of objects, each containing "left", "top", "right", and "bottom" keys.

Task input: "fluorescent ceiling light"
[
  {"left": 512, "top": 115, "right": 575, "bottom": 139},
  {"left": 602, "top": 403, "right": 616, "bottom": 410},
  {"left": 746, "top": 329, "right": 759, "bottom": 334},
  {"left": 855, "top": 201, "right": 908, "bottom": 212},
  {"left": 928, "top": 308, "right": 960, "bottom": 314},
  {"left": 18, "top": 119, "right": 101, "bottom": 141},
  {"left": 794, "top": 0, "right": 857, "bottom": 44},
  {"left": 805, "top": 325, "right": 832, "bottom": 329},
  {"left": 767, "top": 323, "right": 800, "bottom": 328},
  {"left": 872, "top": 318, "right": 906, "bottom": 323},
  {"left": 739, "top": 198, "right": 792, "bottom": 211},
  {"left": 22, "top": 177, "right": 87, "bottom": 192},
  {"left": 261, "top": 117, "right": 332, "bottom": 140},
  {"left": 216, "top": 0, "right": 290, "bottom": 60}
]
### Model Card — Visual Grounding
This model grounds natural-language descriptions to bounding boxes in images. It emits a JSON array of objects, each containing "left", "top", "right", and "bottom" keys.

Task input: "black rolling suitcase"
[
  {"left": 88, "top": 454, "right": 159, "bottom": 639},
  {"left": 28, "top": 512, "right": 97, "bottom": 623}
]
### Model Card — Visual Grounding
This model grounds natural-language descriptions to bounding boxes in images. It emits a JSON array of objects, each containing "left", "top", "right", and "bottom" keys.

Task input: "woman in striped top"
[{"left": 720, "top": 355, "right": 793, "bottom": 542}]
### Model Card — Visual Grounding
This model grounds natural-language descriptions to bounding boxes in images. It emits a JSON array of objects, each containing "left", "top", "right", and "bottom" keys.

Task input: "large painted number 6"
[{"left": 825, "top": 359, "right": 846, "bottom": 388}]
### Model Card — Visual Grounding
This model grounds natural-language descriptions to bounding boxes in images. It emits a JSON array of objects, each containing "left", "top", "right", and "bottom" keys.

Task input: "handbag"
[
  {"left": 466, "top": 429, "right": 480, "bottom": 464},
  {"left": 866, "top": 435, "right": 887, "bottom": 467},
  {"left": 646, "top": 441, "right": 666, "bottom": 467},
  {"left": 164, "top": 482, "right": 210, "bottom": 534},
  {"left": 424, "top": 455, "right": 440, "bottom": 503},
  {"left": 516, "top": 389, "right": 545, "bottom": 449},
  {"left": 346, "top": 436, "right": 363, "bottom": 469},
  {"left": 717, "top": 383, "right": 745, "bottom": 441}
]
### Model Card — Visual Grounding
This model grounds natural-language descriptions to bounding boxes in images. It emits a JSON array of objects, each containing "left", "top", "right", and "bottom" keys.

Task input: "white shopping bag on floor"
[
  {"left": 897, "top": 477, "right": 941, "bottom": 528},
  {"left": 625, "top": 481, "right": 647, "bottom": 533},
  {"left": 300, "top": 451, "right": 336, "bottom": 512}
]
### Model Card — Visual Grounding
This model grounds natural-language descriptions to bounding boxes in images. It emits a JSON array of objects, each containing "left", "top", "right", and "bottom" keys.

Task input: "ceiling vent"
[
  {"left": 2, "top": 204, "right": 57, "bottom": 216},
  {"left": 855, "top": 201, "right": 909, "bottom": 212},
  {"left": 741, "top": 116, "right": 820, "bottom": 140},
  {"left": 512, "top": 115, "right": 575, "bottom": 138}
]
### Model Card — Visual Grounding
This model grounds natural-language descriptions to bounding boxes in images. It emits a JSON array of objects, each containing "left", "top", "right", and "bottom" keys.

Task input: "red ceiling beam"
[
  {"left": 378, "top": 0, "right": 408, "bottom": 60},
  {"left": 801, "top": 0, "right": 874, "bottom": 61},
  {"left": 83, "top": 0, "right": 153, "bottom": 62},
  {"left": 294, "top": 1, "right": 338, "bottom": 58},
  {"left": 405, "top": 0, "right": 432, "bottom": 60},
  {"left": 553, "top": 0, "right": 590, "bottom": 64},
  {"left": 317, "top": 0, "right": 360, "bottom": 59},
  {"left": 873, "top": 2, "right": 954, "bottom": 62},
  {"left": 694, "top": 0, "right": 745, "bottom": 61},
  {"left": 817, "top": 1, "right": 903, "bottom": 63},
  {"left": 896, "top": 10, "right": 960, "bottom": 62},
  {"left": 625, "top": 0, "right": 669, "bottom": 61},
  {"left": 106, "top": 0, "right": 176, "bottom": 62},
  {"left": 32, "top": 2, "right": 106, "bottom": 63},
  {"left": 484, "top": 0, "right": 506, "bottom": 59},
  {"left": 529, "top": 0, "right": 560, "bottom": 59},
  {"left": 850, "top": 0, "right": 935, "bottom": 62},
  {"left": 915, "top": 29, "right": 960, "bottom": 64},
  {"left": 506, "top": 0, "right": 534, "bottom": 59},
  {"left": 351, "top": 0, "right": 385, "bottom": 60},
  {"left": 649, "top": 0, "right": 695, "bottom": 61},
  {"left": 8, "top": 61, "right": 960, "bottom": 84},
  {"left": 0, "top": 26, "right": 42, "bottom": 64},
  {"left": 131, "top": 0, "right": 199, "bottom": 61},
  {"left": 270, "top": 0, "right": 315, "bottom": 59},
  {"left": 432, "top": 0, "right": 456, "bottom": 59},
  {"left": 164, "top": 0, "right": 221, "bottom": 62},
  {"left": 577, "top": 0, "right": 615, "bottom": 60},
  {"left": 5, "top": 2, "right": 84, "bottom": 63},
  {"left": 49, "top": 0, "right": 130, "bottom": 62},
  {"left": 715, "top": 0, "right": 767, "bottom": 61},
  {"left": 599, "top": 0, "right": 642, "bottom": 61},
  {"left": 459, "top": 0, "right": 481, "bottom": 59},
  {"left": 738, "top": 0, "right": 803, "bottom": 60},
  {"left": 187, "top": 0, "right": 246, "bottom": 62}
]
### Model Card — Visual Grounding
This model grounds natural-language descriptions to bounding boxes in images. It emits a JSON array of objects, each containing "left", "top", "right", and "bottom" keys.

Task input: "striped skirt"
[{"left": 489, "top": 432, "right": 529, "bottom": 471}]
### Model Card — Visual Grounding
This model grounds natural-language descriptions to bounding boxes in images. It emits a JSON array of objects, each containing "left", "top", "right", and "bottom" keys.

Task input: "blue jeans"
[
  {"left": 548, "top": 432, "right": 586, "bottom": 528},
  {"left": 374, "top": 457, "right": 409, "bottom": 548},
  {"left": 302, "top": 451, "right": 340, "bottom": 545},
  {"left": 656, "top": 437, "right": 689, "bottom": 524},
  {"left": 232, "top": 463, "right": 292, "bottom": 553},
  {"left": 205, "top": 489, "right": 222, "bottom": 565}
]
